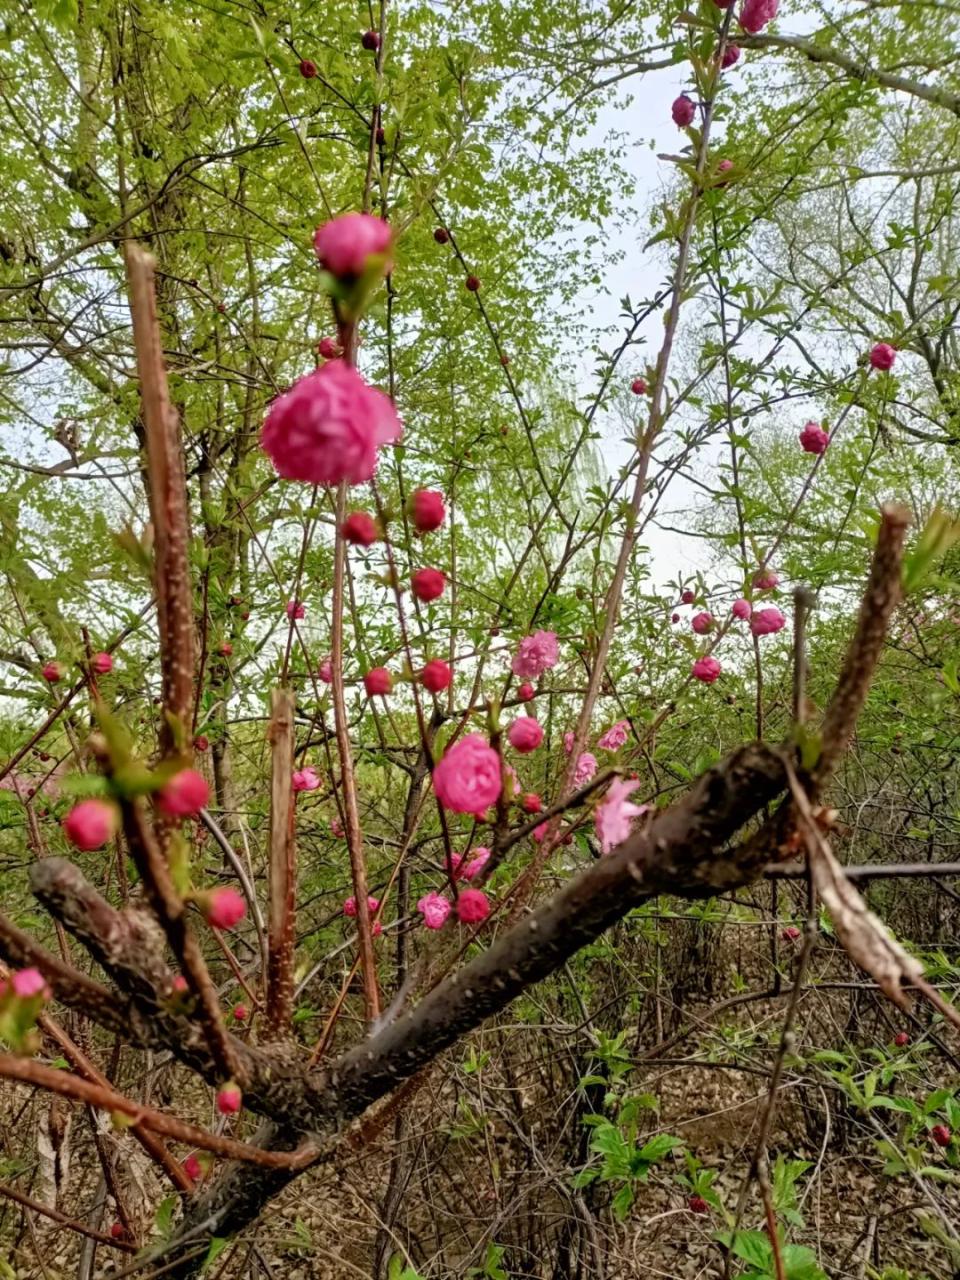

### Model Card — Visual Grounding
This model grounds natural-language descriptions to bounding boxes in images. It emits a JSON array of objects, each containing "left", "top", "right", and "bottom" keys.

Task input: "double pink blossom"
[
  {"left": 157, "top": 769, "right": 209, "bottom": 818},
  {"left": 409, "top": 489, "right": 446, "bottom": 533},
  {"left": 597, "top": 721, "right": 629, "bottom": 751},
  {"left": 595, "top": 779, "right": 648, "bottom": 854},
  {"left": 433, "top": 735, "right": 502, "bottom": 814},
  {"left": 692, "top": 611, "right": 713, "bottom": 635},
  {"left": 417, "top": 892, "right": 451, "bottom": 929},
  {"left": 312, "top": 212, "right": 392, "bottom": 278},
  {"left": 869, "top": 342, "right": 897, "bottom": 371},
  {"left": 799, "top": 422, "right": 829, "bottom": 455},
  {"left": 92, "top": 652, "right": 113, "bottom": 675},
  {"left": 63, "top": 799, "right": 117, "bottom": 851},
  {"left": 692, "top": 656, "right": 722, "bottom": 683},
  {"left": 205, "top": 887, "right": 246, "bottom": 930},
  {"left": 262, "top": 361, "right": 401, "bottom": 488},
  {"left": 732, "top": 598, "right": 752, "bottom": 620},
  {"left": 574, "top": 753, "right": 598, "bottom": 786},
  {"left": 456, "top": 888, "right": 490, "bottom": 924},
  {"left": 511, "top": 630, "right": 559, "bottom": 678},
  {"left": 292, "top": 767, "right": 321, "bottom": 793},
  {"left": 739, "top": 0, "right": 778, "bottom": 32},
  {"left": 343, "top": 894, "right": 379, "bottom": 918},
  {"left": 750, "top": 606, "right": 786, "bottom": 637},
  {"left": 285, "top": 599, "right": 305, "bottom": 620}
]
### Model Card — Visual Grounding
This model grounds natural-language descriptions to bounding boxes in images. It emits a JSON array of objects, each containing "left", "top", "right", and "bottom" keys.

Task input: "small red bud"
[
  {"left": 299, "top": 59, "right": 317, "bottom": 78},
  {"left": 465, "top": 275, "right": 480, "bottom": 292},
  {"left": 433, "top": 227, "right": 449, "bottom": 244},
  {"left": 361, "top": 29, "right": 380, "bottom": 51}
]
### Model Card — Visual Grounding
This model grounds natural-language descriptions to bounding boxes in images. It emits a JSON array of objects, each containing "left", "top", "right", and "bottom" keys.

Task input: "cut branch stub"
[{"left": 266, "top": 687, "right": 297, "bottom": 1035}]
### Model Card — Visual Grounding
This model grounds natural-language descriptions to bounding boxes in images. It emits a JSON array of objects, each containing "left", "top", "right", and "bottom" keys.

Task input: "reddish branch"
[
  {"left": 123, "top": 244, "right": 195, "bottom": 751},
  {"left": 0, "top": 1053, "right": 316, "bottom": 1169},
  {"left": 0, "top": 1178, "right": 138, "bottom": 1253},
  {"left": 265, "top": 688, "right": 297, "bottom": 1034}
]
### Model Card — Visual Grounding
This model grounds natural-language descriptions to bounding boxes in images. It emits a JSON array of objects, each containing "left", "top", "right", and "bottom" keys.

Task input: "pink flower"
[
  {"left": 533, "top": 822, "right": 549, "bottom": 843},
  {"left": 183, "top": 1154, "right": 203, "bottom": 1181},
  {"left": 718, "top": 158, "right": 734, "bottom": 173},
  {"left": 750, "top": 606, "right": 786, "bottom": 637},
  {"left": 631, "top": 377, "right": 647, "bottom": 395},
  {"left": 433, "top": 734, "right": 502, "bottom": 814},
  {"left": 216, "top": 1084, "right": 242, "bottom": 1115},
  {"left": 364, "top": 667, "right": 392, "bottom": 696},
  {"left": 91, "top": 652, "right": 113, "bottom": 675},
  {"left": 692, "top": 611, "right": 713, "bottom": 635},
  {"left": 417, "top": 891, "right": 451, "bottom": 929},
  {"left": 42, "top": 661, "right": 64, "bottom": 683},
  {"left": 205, "top": 887, "right": 246, "bottom": 930},
  {"left": 318, "top": 657, "right": 333, "bottom": 683},
  {"left": 739, "top": 0, "right": 778, "bottom": 32},
  {"left": 330, "top": 816, "right": 344, "bottom": 838},
  {"left": 719, "top": 43, "right": 740, "bottom": 67},
  {"left": 799, "top": 422, "right": 830, "bottom": 455},
  {"left": 171, "top": 975, "right": 189, "bottom": 994},
  {"left": 595, "top": 779, "right": 648, "bottom": 854},
  {"left": 11, "top": 968, "right": 48, "bottom": 999},
  {"left": 753, "top": 568, "right": 778, "bottom": 592},
  {"left": 574, "top": 753, "right": 597, "bottom": 786},
  {"left": 732, "top": 598, "right": 752, "bottom": 620},
  {"left": 411, "top": 567, "right": 445, "bottom": 602},
  {"left": 522, "top": 793, "right": 542, "bottom": 813},
  {"left": 681, "top": 589, "right": 695, "bottom": 605},
  {"left": 286, "top": 599, "right": 305, "bottom": 620},
  {"left": 157, "top": 769, "right": 209, "bottom": 818},
  {"left": 261, "top": 361, "right": 401, "bottom": 488},
  {"left": 517, "top": 682, "right": 535, "bottom": 702},
  {"left": 312, "top": 212, "right": 392, "bottom": 278},
  {"left": 463, "top": 847, "right": 491, "bottom": 880},
  {"left": 63, "top": 799, "right": 117, "bottom": 851},
  {"left": 869, "top": 342, "right": 896, "bottom": 371},
  {"left": 341, "top": 511, "right": 379, "bottom": 545},
  {"left": 292, "top": 767, "right": 321, "bottom": 792},
  {"left": 672, "top": 94, "right": 696, "bottom": 126},
  {"left": 563, "top": 730, "right": 575, "bottom": 754},
  {"left": 456, "top": 888, "right": 490, "bottom": 924},
  {"left": 597, "top": 720, "right": 629, "bottom": 751},
  {"left": 233, "top": 1003, "right": 248, "bottom": 1021},
  {"left": 317, "top": 336, "right": 340, "bottom": 359},
  {"left": 409, "top": 489, "right": 446, "bottom": 533},
  {"left": 343, "top": 894, "right": 379, "bottom": 918},
  {"left": 507, "top": 716, "right": 544, "bottom": 753},
  {"left": 692, "top": 656, "right": 722, "bottom": 683},
  {"left": 194, "top": 735, "right": 209, "bottom": 752},
  {"left": 511, "top": 630, "right": 559, "bottom": 678},
  {"left": 422, "top": 659, "right": 452, "bottom": 692},
  {"left": 782, "top": 925, "right": 800, "bottom": 942}
]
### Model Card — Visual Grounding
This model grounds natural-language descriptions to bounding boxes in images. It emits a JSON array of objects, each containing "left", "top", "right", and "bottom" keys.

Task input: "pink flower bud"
[
  {"left": 91, "top": 652, "right": 113, "bottom": 675},
  {"left": 364, "top": 667, "right": 392, "bottom": 696},
  {"left": 433, "top": 734, "right": 501, "bottom": 814},
  {"left": 421, "top": 659, "right": 452, "bottom": 692},
  {"left": 782, "top": 925, "right": 801, "bottom": 942},
  {"left": 343, "top": 894, "right": 379, "bottom": 918},
  {"left": 671, "top": 612, "right": 680, "bottom": 623},
  {"left": 171, "top": 975, "right": 189, "bottom": 994},
  {"left": 317, "top": 336, "right": 339, "bottom": 358},
  {"left": 63, "top": 799, "right": 117, "bottom": 851},
  {"left": 671, "top": 95, "right": 696, "bottom": 127},
  {"left": 517, "top": 682, "right": 535, "bottom": 701},
  {"left": 522, "top": 793, "right": 542, "bottom": 813},
  {"left": 893, "top": 1031, "right": 909, "bottom": 1047},
  {"left": 681, "top": 589, "right": 695, "bottom": 604},
  {"left": 631, "top": 377, "right": 647, "bottom": 395},
  {"left": 313, "top": 212, "right": 390, "bottom": 278},
  {"left": 216, "top": 1084, "right": 242, "bottom": 1115},
  {"left": 719, "top": 44, "right": 740, "bottom": 67},
  {"left": 417, "top": 891, "right": 451, "bottom": 929},
  {"left": 869, "top": 342, "right": 896, "bottom": 371},
  {"left": 219, "top": 641, "right": 233, "bottom": 657},
  {"left": 507, "top": 716, "right": 544, "bottom": 753},
  {"left": 750, "top": 606, "right": 786, "bottom": 637},
  {"left": 463, "top": 847, "right": 491, "bottom": 879},
  {"left": 299, "top": 59, "right": 317, "bottom": 79},
  {"left": 411, "top": 567, "right": 446, "bottom": 602},
  {"left": 691, "top": 611, "right": 713, "bottom": 635},
  {"left": 157, "top": 769, "right": 210, "bottom": 818},
  {"left": 732, "top": 598, "right": 751, "bottom": 620},
  {"left": 194, "top": 735, "right": 209, "bottom": 752},
  {"left": 931, "top": 1124, "right": 952, "bottom": 1147},
  {"left": 692, "top": 656, "right": 721, "bottom": 684},
  {"left": 409, "top": 489, "right": 446, "bottom": 533},
  {"left": 285, "top": 599, "right": 305, "bottom": 620},
  {"left": 341, "top": 511, "right": 379, "bottom": 545},
  {"left": 204, "top": 887, "right": 246, "bottom": 930},
  {"left": 183, "top": 1153, "right": 202, "bottom": 1181},
  {"left": 42, "top": 661, "right": 65, "bottom": 683},
  {"left": 752, "top": 568, "right": 778, "bottom": 592},
  {"left": 799, "top": 422, "right": 830, "bottom": 455},
  {"left": 318, "top": 657, "right": 333, "bottom": 683},
  {"left": 233, "top": 1003, "right": 248, "bottom": 1021},
  {"left": 456, "top": 888, "right": 490, "bottom": 924}
]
